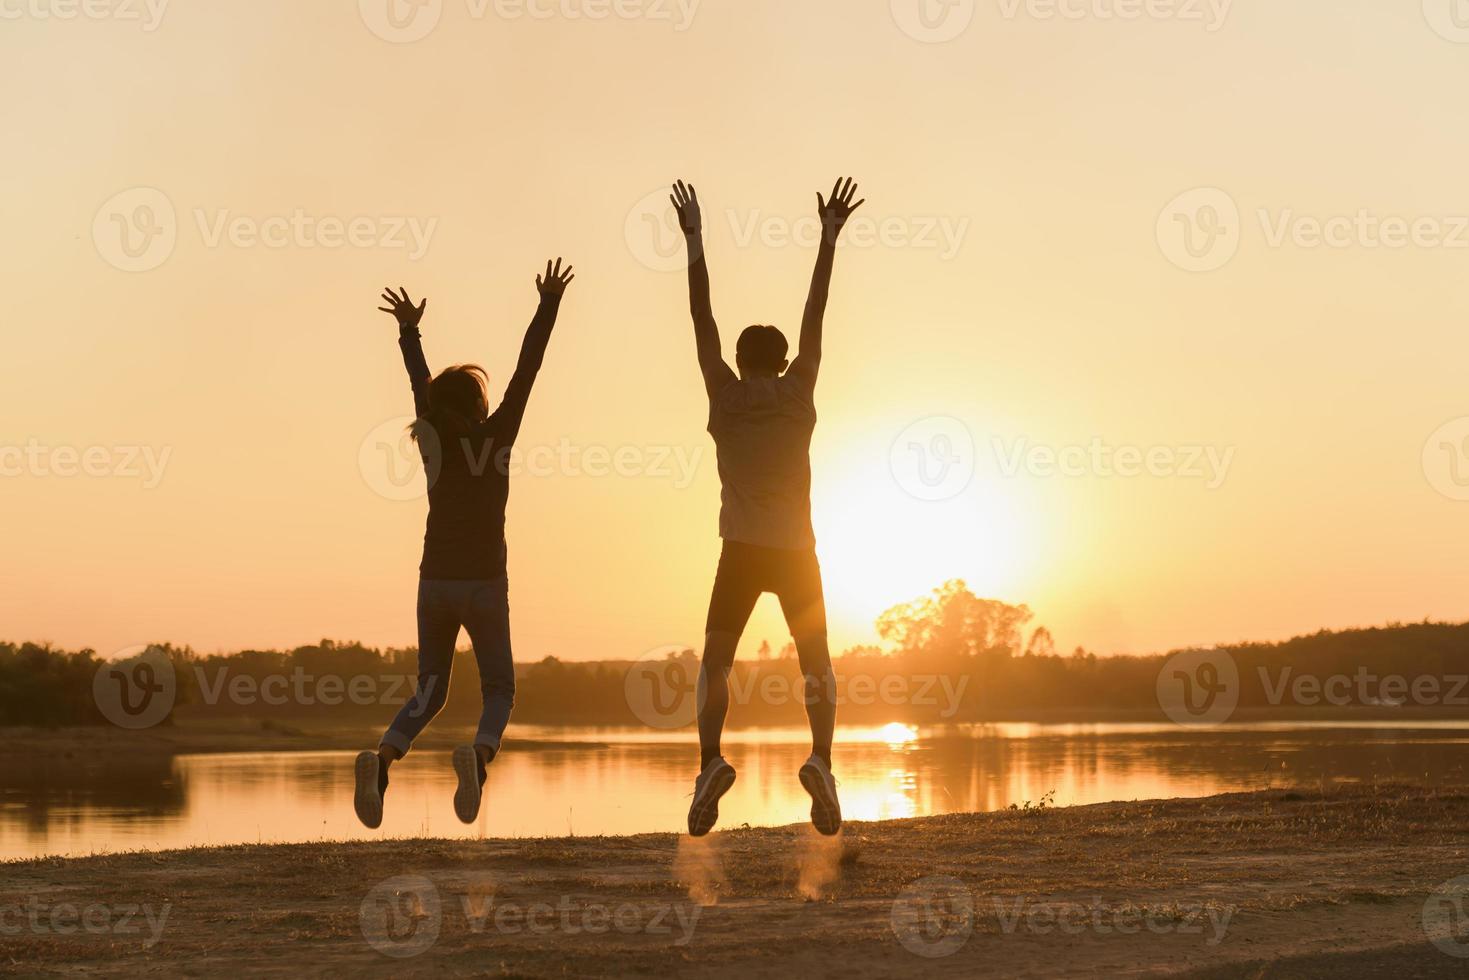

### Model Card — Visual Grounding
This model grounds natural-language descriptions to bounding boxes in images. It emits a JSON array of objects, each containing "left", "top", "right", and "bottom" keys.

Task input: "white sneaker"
[
  {"left": 799, "top": 754, "right": 842, "bottom": 836},
  {"left": 354, "top": 751, "right": 385, "bottom": 830},
  {"left": 452, "top": 745, "right": 486, "bottom": 824},
  {"left": 687, "top": 757, "right": 737, "bottom": 837}
]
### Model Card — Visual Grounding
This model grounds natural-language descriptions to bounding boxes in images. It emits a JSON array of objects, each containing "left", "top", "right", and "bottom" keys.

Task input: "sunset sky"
[{"left": 3, "top": 0, "right": 1467, "bottom": 662}]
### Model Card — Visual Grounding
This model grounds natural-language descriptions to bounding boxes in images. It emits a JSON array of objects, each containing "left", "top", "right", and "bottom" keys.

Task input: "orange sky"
[{"left": 3, "top": 0, "right": 1467, "bottom": 662}]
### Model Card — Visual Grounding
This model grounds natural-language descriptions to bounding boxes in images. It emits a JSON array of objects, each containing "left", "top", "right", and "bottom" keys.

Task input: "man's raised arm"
[
  {"left": 789, "top": 177, "right": 864, "bottom": 388},
  {"left": 671, "top": 180, "right": 735, "bottom": 397}
]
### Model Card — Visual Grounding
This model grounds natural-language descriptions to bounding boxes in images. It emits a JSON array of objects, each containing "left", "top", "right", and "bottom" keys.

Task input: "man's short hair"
[{"left": 736, "top": 325, "right": 789, "bottom": 373}]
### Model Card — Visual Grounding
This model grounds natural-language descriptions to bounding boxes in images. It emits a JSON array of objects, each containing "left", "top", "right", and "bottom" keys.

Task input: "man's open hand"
[
  {"left": 536, "top": 257, "right": 575, "bottom": 298},
  {"left": 818, "top": 177, "right": 865, "bottom": 243},
  {"left": 671, "top": 180, "right": 703, "bottom": 236}
]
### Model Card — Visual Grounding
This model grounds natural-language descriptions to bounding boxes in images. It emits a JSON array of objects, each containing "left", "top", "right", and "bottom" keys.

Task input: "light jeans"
[{"left": 380, "top": 577, "right": 514, "bottom": 755}]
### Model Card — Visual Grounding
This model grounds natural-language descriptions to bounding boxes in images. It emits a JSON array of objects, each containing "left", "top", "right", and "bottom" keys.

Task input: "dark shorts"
[{"left": 704, "top": 540, "right": 828, "bottom": 640}]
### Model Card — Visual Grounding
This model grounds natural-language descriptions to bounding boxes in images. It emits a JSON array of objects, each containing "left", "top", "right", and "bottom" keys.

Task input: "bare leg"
[
  {"left": 795, "top": 633, "right": 837, "bottom": 766},
  {"left": 777, "top": 548, "right": 837, "bottom": 768},
  {"left": 697, "top": 631, "right": 740, "bottom": 769}
]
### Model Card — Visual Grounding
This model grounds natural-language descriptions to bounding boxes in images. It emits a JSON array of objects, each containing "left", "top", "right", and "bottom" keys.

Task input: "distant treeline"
[{"left": 5, "top": 580, "right": 1468, "bottom": 729}]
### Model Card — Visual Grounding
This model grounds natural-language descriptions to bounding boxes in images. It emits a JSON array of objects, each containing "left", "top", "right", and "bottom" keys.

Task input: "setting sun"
[
  {"left": 878, "top": 722, "right": 919, "bottom": 747},
  {"left": 814, "top": 454, "right": 1043, "bottom": 639}
]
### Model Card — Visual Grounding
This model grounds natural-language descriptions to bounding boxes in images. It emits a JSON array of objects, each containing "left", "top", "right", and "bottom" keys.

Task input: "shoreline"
[
  {"left": 1, "top": 723, "right": 613, "bottom": 765},
  {"left": 11, "top": 707, "right": 1469, "bottom": 763},
  {"left": 4, "top": 785, "right": 1469, "bottom": 977}
]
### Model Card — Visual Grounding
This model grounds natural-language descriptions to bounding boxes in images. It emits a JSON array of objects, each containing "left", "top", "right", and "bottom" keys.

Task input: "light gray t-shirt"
[{"left": 707, "top": 374, "right": 817, "bottom": 550}]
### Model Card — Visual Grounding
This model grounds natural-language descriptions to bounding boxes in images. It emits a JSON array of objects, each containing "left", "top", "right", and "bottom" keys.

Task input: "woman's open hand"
[{"left": 378, "top": 286, "right": 427, "bottom": 332}]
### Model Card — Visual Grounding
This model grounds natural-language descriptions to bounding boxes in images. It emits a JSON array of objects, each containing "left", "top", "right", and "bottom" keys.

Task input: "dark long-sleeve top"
[{"left": 398, "top": 294, "right": 561, "bottom": 580}]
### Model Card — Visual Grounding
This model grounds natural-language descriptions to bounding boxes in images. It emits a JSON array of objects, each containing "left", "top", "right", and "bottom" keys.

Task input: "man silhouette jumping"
[{"left": 670, "top": 177, "right": 864, "bottom": 837}]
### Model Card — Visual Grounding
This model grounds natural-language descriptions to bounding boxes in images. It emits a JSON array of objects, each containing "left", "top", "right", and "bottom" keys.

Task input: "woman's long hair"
[{"left": 411, "top": 364, "right": 489, "bottom": 446}]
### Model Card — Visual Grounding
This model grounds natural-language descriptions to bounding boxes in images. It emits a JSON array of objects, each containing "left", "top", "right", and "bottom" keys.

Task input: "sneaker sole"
[
  {"left": 687, "top": 766, "right": 737, "bottom": 838},
  {"left": 354, "top": 751, "right": 383, "bottom": 830},
  {"left": 453, "top": 746, "right": 483, "bottom": 824},
  {"left": 799, "top": 764, "right": 842, "bottom": 836}
]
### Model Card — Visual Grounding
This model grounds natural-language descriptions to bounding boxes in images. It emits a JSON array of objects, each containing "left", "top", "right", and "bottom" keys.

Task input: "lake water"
[{"left": 5, "top": 721, "right": 1469, "bottom": 861}]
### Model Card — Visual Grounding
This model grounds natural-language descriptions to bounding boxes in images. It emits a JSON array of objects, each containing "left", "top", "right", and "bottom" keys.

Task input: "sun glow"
[
  {"left": 879, "top": 722, "right": 919, "bottom": 747},
  {"left": 813, "top": 460, "right": 1043, "bottom": 642}
]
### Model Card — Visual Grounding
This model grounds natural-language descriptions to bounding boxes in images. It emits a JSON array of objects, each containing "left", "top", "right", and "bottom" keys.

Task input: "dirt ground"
[{"left": 3, "top": 785, "right": 1469, "bottom": 978}]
